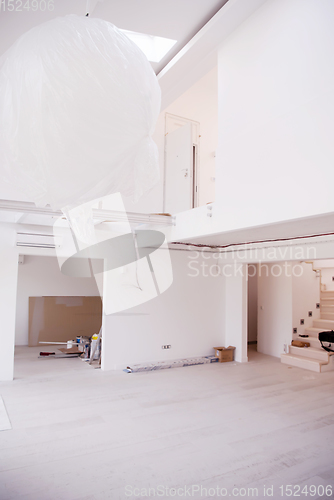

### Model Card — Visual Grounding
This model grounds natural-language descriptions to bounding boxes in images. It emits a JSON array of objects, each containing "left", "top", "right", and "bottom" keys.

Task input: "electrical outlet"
[
  {"left": 308, "top": 311, "right": 312, "bottom": 317},
  {"left": 162, "top": 345, "right": 171, "bottom": 349},
  {"left": 300, "top": 319, "right": 304, "bottom": 325},
  {"left": 293, "top": 328, "right": 297, "bottom": 334},
  {"left": 316, "top": 303, "right": 320, "bottom": 309}
]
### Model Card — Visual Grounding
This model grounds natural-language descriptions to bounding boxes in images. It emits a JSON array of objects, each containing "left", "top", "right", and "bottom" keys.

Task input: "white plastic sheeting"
[
  {"left": 53, "top": 193, "right": 173, "bottom": 315},
  {"left": 0, "top": 14, "right": 161, "bottom": 210}
]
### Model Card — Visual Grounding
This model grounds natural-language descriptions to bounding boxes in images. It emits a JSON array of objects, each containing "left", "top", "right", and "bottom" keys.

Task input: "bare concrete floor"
[{"left": 0, "top": 346, "right": 333, "bottom": 500}]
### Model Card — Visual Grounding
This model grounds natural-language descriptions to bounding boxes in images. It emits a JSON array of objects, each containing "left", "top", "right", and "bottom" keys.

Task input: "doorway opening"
[
  {"left": 14, "top": 254, "right": 102, "bottom": 380},
  {"left": 163, "top": 113, "right": 200, "bottom": 214},
  {"left": 247, "top": 264, "right": 258, "bottom": 355}
]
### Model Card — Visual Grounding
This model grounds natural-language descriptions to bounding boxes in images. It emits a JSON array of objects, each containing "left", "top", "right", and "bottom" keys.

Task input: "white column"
[
  {"left": 225, "top": 264, "right": 248, "bottom": 363},
  {"left": 0, "top": 225, "right": 18, "bottom": 381}
]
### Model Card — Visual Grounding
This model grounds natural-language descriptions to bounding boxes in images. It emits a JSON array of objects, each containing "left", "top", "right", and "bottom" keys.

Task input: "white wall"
[
  {"left": 102, "top": 249, "right": 225, "bottom": 370},
  {"left": 123, "top": 66, "right": 218, "bottom": 213},
  {"left": 0, "top": 224, "right": 18, "bottom": 380},
  {"left": 257, "top": 262, "right": 293, "bottom": 358},
  {"left": 305, "top": 259, "right": 334, "bottom": 291},
  {"left": 247, "top": 264, "right": 258, "bottom": 343},
  {"left": 163, "top": 66, "right": 218, "bottom": 207},
  {"left": 292, "top": 262, "right": 320, "bottom": 336},
  {"left": 225, "top": 264, "right": 248, "bottom": 363},
  {"left": 15, "top": 255, "right": 100, "bottom": 346},
  {"left": 216, "top": 0, "right": 334, "bottom": 228},
  {"left": 320, "top": 268, "right": 334, "bottom": 291}
]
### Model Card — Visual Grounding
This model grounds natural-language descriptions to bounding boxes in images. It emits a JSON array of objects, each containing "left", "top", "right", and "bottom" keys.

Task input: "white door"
[{"left": 164, "top": 123, "right": 193, "bottom": 214}]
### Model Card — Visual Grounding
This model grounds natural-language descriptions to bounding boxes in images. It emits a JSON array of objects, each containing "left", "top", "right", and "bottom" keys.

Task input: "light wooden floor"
[{"left": 0, "top": 346, "right": 333, "bottom": 500}]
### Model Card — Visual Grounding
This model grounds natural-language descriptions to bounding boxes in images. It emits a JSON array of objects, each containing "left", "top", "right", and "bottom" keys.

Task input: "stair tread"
[
  {"left": 291, "top": 341, "right": 334, "bottom": 355},
  {"left": 295, "top": 334, "right": 319, "bottom": 339},
  {"left": 282, "top": 353, "right": 327, "bottom": 365},
  {"left": 295, "top": 346, "right": 326, "bottom": 353}
]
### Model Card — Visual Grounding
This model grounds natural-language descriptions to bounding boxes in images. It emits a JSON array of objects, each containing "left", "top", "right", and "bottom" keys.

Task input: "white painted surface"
[
  {"left": 292, "top": 262, "right": 321, "bottom": 336},
  {"left": 163, "top": 67, "right": 218, "bottom": 207},
  {"left": 247, "top": 265, "right": 258, "bottom": 342},
  {"left": 164, "top": 123, "right": 193, "bottom": 214},
  {"left": 225, "top": 264, "right": 248, "bottom": 362},
  {"left": 320, "top": 268, "right": 334, "bottom": 291},
  {"left": 102, "top": 250, "right": 225, "bottom": 370},
  {"left": 258, "top": 262, "right": 293, "bottom": 358},
  {"left": 0, "top": 224, "right": 18, "bottom": 381},
  {"left": 216, "top": 0, "right": 334, "bottom": 227},
  {"left": 124, "top": 66, "right": 218, "bottom": 213},
  {"left": 15, "top": 256, "right": 100, "bottom": 346},
  {"left": 313, "top": 259, "right": 334, "bottom": 269},
  {"left": 158, "top": 0, "right": 268, "bottom": 109}
]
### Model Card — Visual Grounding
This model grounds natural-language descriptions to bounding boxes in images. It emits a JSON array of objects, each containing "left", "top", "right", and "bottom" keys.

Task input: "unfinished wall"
[
  {"left": 15, "top": 255, "right": 100, "bottom": 346},
  {"left": 257, "top": 262, "right": 293, "bottom": 358},
  {"left": 102, "top": 249, "right": 225, "bottom": 370},
  {"left": 292, "top": 262, "right": 320, "bottom": 336},
  {"left": 217, "top": 0, "right": 334, "bottom": 229}
]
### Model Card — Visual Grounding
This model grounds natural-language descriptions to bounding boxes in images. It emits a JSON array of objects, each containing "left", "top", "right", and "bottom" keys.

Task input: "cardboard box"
[
  {"left": 213, "top": 346, "right": 236, "bottom": 363},
  {"left": 291, "top": 340, "right": 310, "bottom": 348}
]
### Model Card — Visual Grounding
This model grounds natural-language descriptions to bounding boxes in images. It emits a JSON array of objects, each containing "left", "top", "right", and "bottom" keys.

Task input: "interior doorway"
[
  {"left": 247, "top": 264, "right": 258, "bottom": 353},
  {"left": 14, "top": 254, "right": 102, "bottom": 380},
  {"left": 164, "top": 113, "right": 200, "bottom": 214}
]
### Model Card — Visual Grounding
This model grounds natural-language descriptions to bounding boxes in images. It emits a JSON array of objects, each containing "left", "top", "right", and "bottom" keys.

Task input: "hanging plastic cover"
[{"left": 0, "top": 14, "right": 161, "bottom": 210}]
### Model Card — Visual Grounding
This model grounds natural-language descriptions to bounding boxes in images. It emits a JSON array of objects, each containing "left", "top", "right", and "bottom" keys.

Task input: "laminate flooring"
[{"left": 0, "top": 345, "right": 333, "bottom": 500}]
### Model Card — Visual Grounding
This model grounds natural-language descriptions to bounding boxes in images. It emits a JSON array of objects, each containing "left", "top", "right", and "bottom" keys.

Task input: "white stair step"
[
  {"left": 293, "top": 335, "right": 321, "bottom": 348},
  {"left": 289, "top": 345, "right": 330, "bottom": 362},
  {"left": 320, "top": 356, "right": 334, "bottom": 372},
  {"left": 320, "top": 312, "right": 334, "bottom": 320},
  {"left": 321, "top": 290, "right": 334, "bottom": 296},
  {"left": 313, "top": 318, "right": 334, "bottom": 329},
  {"left": 320, "top": 304, "right": 334, "bottom": 312},
  {"left": 304, "top": 327, "right": 323, "bottom": 337},
  {"left": 281, "top": 353, "right": 323, "bottom": 372},
  {"left": 320, "top": 298, "right": 334, "bottom": 303}
]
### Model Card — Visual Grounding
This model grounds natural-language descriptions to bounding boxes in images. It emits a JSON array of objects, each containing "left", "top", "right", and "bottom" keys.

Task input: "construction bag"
[{"left": 319, "top": 331, "right": 334, "bottom": 352}]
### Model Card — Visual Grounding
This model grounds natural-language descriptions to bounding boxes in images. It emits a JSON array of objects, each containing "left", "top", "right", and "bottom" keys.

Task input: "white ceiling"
[{"left": 0, "top": 0, "right": 229, "bottom": 73}]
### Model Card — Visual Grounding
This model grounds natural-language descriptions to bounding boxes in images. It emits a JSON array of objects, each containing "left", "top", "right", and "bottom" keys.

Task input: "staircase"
[{"left": 281, "top": 290, "right": 334, "bottom": 373}]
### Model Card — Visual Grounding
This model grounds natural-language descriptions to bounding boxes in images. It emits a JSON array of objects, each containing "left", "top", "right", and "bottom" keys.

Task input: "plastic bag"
[{"left": 0, "top": 14, "right": 161, "bottom": 210}]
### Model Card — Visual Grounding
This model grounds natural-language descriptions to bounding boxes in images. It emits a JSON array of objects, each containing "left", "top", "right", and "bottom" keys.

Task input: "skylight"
[{"left": 120, "top": 29, "right": 177, "bottom": 63}]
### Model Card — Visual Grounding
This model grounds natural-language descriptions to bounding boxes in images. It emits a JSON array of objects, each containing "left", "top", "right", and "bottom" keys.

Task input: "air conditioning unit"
[{"left": 16, "top": 232, "right": 59, "bottom": 249}]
